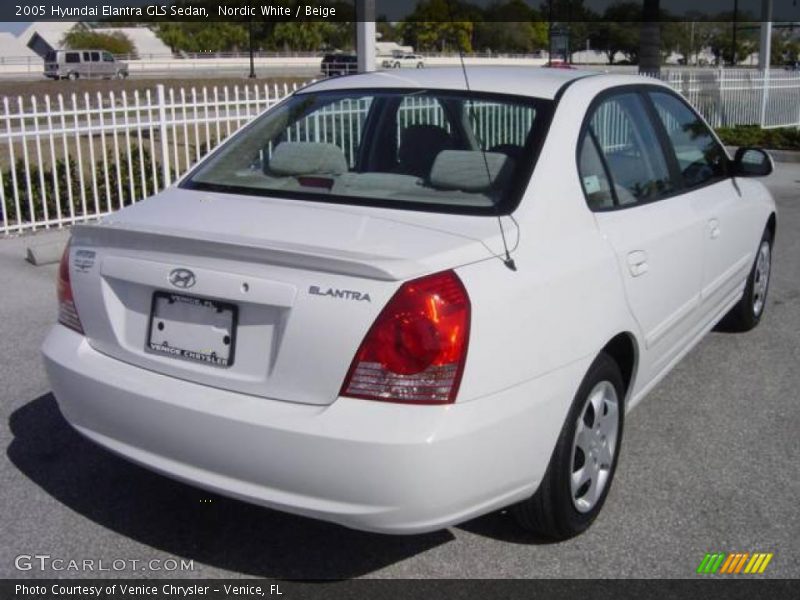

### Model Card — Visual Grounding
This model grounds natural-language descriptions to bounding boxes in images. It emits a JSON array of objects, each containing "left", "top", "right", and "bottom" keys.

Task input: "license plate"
[{"left": 146, "top": 292, "right": 237, "bottom": 368}]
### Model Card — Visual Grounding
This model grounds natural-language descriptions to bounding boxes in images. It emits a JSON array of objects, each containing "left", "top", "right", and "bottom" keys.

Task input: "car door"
[
  {"left": 578, "top": 90, "right": 704, "bottom": 384},
  {"left": 646, "top": 90, "right": 756, "bottom": 317}
]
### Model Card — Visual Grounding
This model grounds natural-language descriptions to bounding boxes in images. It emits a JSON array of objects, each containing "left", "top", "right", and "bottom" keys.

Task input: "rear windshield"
[{"left": 183, "top": 89, "right": 553, "bottom": 215}]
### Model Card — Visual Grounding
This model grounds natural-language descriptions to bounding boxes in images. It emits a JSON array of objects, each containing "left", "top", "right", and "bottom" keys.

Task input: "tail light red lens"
[
  {"left": 57, "top": 245, "right": 83, "bottom": 334},
  {"left": 341, "top": 270, "right": 470, "bottom": 405}
]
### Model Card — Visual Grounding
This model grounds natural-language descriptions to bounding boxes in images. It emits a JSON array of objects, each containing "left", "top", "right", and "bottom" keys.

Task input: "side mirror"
[{"left": 732, "top": 147, "right": 774, "bottom": 178}]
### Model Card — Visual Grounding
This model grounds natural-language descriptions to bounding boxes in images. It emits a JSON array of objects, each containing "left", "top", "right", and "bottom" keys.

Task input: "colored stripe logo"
[{"left": 697, "top": 552, "right": 773, "bottom": 574}]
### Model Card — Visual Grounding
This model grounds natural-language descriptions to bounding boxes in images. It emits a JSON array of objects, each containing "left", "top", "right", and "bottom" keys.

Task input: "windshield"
[{"left": 183, "top": 89, "right": 553, "bottom": 215}]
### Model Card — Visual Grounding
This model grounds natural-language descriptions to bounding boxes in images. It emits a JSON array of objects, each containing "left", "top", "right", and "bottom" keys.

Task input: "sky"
[{"left": 0, "top": 22, "right": 29, "bottom": 35}]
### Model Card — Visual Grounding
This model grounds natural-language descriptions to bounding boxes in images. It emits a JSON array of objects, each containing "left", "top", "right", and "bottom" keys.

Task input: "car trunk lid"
[{"left": 67, "top": 189, "right": 515, "bottom": 405}]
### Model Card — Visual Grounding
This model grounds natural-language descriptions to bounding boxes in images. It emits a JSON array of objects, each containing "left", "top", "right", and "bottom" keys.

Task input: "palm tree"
[{"left": 639, "top": 0, "right": 661, "bottom": 76}]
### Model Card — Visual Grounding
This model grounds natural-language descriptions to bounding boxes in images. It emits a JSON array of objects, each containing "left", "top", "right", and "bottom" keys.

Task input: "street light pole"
[
  {"left": 248, "top": 18, "right": 256, "bottom": 79},
  {"left": 731, "top": 0, "right": 739, "bottom": 66}
]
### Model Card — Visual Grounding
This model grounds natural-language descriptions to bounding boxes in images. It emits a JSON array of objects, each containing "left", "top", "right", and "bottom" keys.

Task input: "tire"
[
  {"left": 512, "top": 352, "right": 625, "bottom": 540},
  {"left": 719, "top": 228, "right": 773, "bottom": 332},
  {"left": 417, "top": 62, "right": 424, "bottom": 69},
  {"left": 393, "top": 62, "right": 400, "bottom": 69},
  {"left": 68, "top": 72, "right": 79, "bottom": 81}
]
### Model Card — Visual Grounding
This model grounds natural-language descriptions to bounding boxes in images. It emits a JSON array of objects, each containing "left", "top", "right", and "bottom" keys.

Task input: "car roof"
[{"left": 300, "top": 67, "right": 597, "bottom": 100}]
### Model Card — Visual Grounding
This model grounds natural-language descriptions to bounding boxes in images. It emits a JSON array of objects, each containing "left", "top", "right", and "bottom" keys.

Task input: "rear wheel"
[
  {"left": 512, "top": 352, "right": 625, "bottom": 539},
  {"left": 720, "top": 228, "right": 773, "bottom": 332}
]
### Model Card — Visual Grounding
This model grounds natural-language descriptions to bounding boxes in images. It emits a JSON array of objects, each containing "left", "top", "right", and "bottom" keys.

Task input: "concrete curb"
[{"left": 25, "top": 240, "right": 66, "bottom": 266}]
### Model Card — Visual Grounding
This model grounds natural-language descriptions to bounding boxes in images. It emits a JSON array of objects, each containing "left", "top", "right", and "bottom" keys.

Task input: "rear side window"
[
  {"left": 578, "top": 132, "right": 615, "bottom": 210},
  {"left": 648, "top": 91, "right": 727, "bottom": 188},
  {"left": 582, "top": 92, "right": 676, "bottom": 208},
  {"left": 90, "top": 52, "right": 100, "bottom": 62},
  {"left": 65, "top": 53, "right": 80, "bottom": 64}
]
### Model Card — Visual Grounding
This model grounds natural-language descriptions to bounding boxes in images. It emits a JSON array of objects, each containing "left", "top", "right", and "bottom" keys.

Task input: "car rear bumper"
[{"left": 42, "top": 325, "right": 581, "bottom": 534}]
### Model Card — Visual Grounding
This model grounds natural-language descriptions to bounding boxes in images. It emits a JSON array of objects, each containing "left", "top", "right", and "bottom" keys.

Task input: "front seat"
[{"left": 397, "top": 124, "right": 453, "bottom": 178}]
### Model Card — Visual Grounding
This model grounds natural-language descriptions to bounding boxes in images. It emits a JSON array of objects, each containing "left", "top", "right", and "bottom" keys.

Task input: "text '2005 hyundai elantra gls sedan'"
[{"left": 42, "top": 68, "right": 776, "bottom": 539}]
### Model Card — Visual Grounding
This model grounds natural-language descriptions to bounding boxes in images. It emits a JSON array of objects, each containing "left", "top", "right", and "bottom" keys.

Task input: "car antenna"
[{"left": 446, "top": 1, "right": 517, "bottom": 272}]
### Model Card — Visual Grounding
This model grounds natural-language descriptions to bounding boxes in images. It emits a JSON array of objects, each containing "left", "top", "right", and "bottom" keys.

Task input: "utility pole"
[
  {"left": 758, "top": 0, "right": 774, "bottom": 70},
  {"left": 356, "top": 0, "right": 376, "bottom": 73}
]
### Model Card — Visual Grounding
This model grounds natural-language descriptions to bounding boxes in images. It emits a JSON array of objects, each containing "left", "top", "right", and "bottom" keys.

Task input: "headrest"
[
  {"left": 429, "top": 150, "right": 513, "bottom": 192},
  {"left": 268, "top": 142, "right": 348, "bottom": 176}
]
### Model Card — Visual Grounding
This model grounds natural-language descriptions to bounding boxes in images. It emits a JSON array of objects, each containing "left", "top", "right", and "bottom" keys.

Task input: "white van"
[{"left": 44, "top": 50, "right": 129, "bottom": 80}]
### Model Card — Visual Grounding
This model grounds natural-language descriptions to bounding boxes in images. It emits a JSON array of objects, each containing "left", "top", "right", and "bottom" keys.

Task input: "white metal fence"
[
  {"left": 1, "top": 68, "right": 799, "bottom": 236},
  {"left": 657, "top": 68, "right": 800, "bottom": 129},
  {"left": 0, "top": 81, "right": 304, "bottom": 235}
]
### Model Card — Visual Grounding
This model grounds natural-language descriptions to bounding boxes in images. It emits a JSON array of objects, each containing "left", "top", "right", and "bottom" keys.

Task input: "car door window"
[
  {"left": 91, "top": 52, "right": 101, "bottom": 62},
  {"left": 583, "top": 92, "right": 676, "bottom": 207},
  {"left": 648, "top": 91, "right": 727, "bottom": 188},
  {"left": 103, "top": 52, "right": 114, "bottom": 63}
]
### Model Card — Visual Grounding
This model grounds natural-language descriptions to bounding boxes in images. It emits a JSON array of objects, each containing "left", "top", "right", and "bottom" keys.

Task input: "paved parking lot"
[{"left": 1, "top": 165, "right": 798, "bottom": 579}]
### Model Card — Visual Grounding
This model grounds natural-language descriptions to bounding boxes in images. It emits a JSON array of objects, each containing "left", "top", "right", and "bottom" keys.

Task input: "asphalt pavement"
[{"left": 1, "top": 165, "right": 798, "bottom": 579}]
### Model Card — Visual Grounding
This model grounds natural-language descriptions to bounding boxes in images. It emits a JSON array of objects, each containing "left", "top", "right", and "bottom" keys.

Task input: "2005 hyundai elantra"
[{"left": 42, "top": 68, "right": 776, "bottom": 538}]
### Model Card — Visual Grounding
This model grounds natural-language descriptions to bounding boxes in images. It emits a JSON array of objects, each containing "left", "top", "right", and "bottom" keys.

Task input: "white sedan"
[
  {"left": 42, "top": 68, "right": 776, "bottom": 538},
  {"left": 382, "top": 53, "right": 425, "bottom": 69}
]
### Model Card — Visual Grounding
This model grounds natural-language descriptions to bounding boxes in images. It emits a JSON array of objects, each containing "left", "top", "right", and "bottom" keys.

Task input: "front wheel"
[
  {"left": 512, "top": 352, "right": 625, "bottom": 539},
  {"left": 719, "top": 228, "right": 773, "bottom": 332},
  {"left": 68, "top": 72, "right": 79, "bottom": 81}
]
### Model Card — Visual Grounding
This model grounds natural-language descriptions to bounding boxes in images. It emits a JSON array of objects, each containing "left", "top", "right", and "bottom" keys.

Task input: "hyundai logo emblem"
[{"left": 169, "top": 268, "right": 196, "bottom": 289}]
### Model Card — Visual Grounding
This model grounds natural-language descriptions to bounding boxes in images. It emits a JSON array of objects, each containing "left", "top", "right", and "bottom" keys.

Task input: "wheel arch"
[
  {"left": 599, "top": 332, "right": 638, "bottom": 405},
  {"left": 767, "top": 212, "right": 777, "bottom": 242}
]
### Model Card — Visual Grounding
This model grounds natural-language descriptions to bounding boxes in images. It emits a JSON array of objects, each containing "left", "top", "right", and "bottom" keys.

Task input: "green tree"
[
  {"left": 398, "top": 0, "right": 475, "bottom": 53},
  {"left": 272, "top": 22, "right": 337, "bottom": 52},
  {"left": 589, "top": 3, "right": 641, "bottom": 64},
  {"left": 61, "top": 29, "right": 135, "bottom": 55},
  {"left": 707, "top": 21, "right": 758, "bottom": 66},
  {"left": 154, "top": 23, "right": 248, "bottom": 53},
  {"left": 662, "top": 19, "right": 715, "bottom": 66},
  {"left": 474, "top": 1, "right": 547, "bottom": 53}
]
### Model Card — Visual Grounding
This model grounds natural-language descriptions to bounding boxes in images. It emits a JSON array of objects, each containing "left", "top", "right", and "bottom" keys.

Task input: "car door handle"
[
  {"left": 627, "top": 251, "right": 649, "bottom": 277},
  {"left": 709, "top": 218, "right": 721, "bottom": 240}
]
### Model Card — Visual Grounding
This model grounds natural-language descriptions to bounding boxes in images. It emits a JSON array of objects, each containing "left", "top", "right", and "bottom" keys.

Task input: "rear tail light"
[
  {"left": 57, "top": 244, "right": 83, "bottom": 334},
  {"left": 341, "top": 270, "right": 470, "bottom": 405}
]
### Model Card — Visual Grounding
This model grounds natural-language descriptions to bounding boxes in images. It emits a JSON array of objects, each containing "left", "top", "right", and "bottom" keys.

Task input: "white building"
[
  {"left": 0, "top": 32, "right": 39, "bottom": 61},
  {"left": 18, "top": 21, "right": 81, "bottom": 59},
  {"left": 19, "top": 23, "right": 171, "bottom": 59}
]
